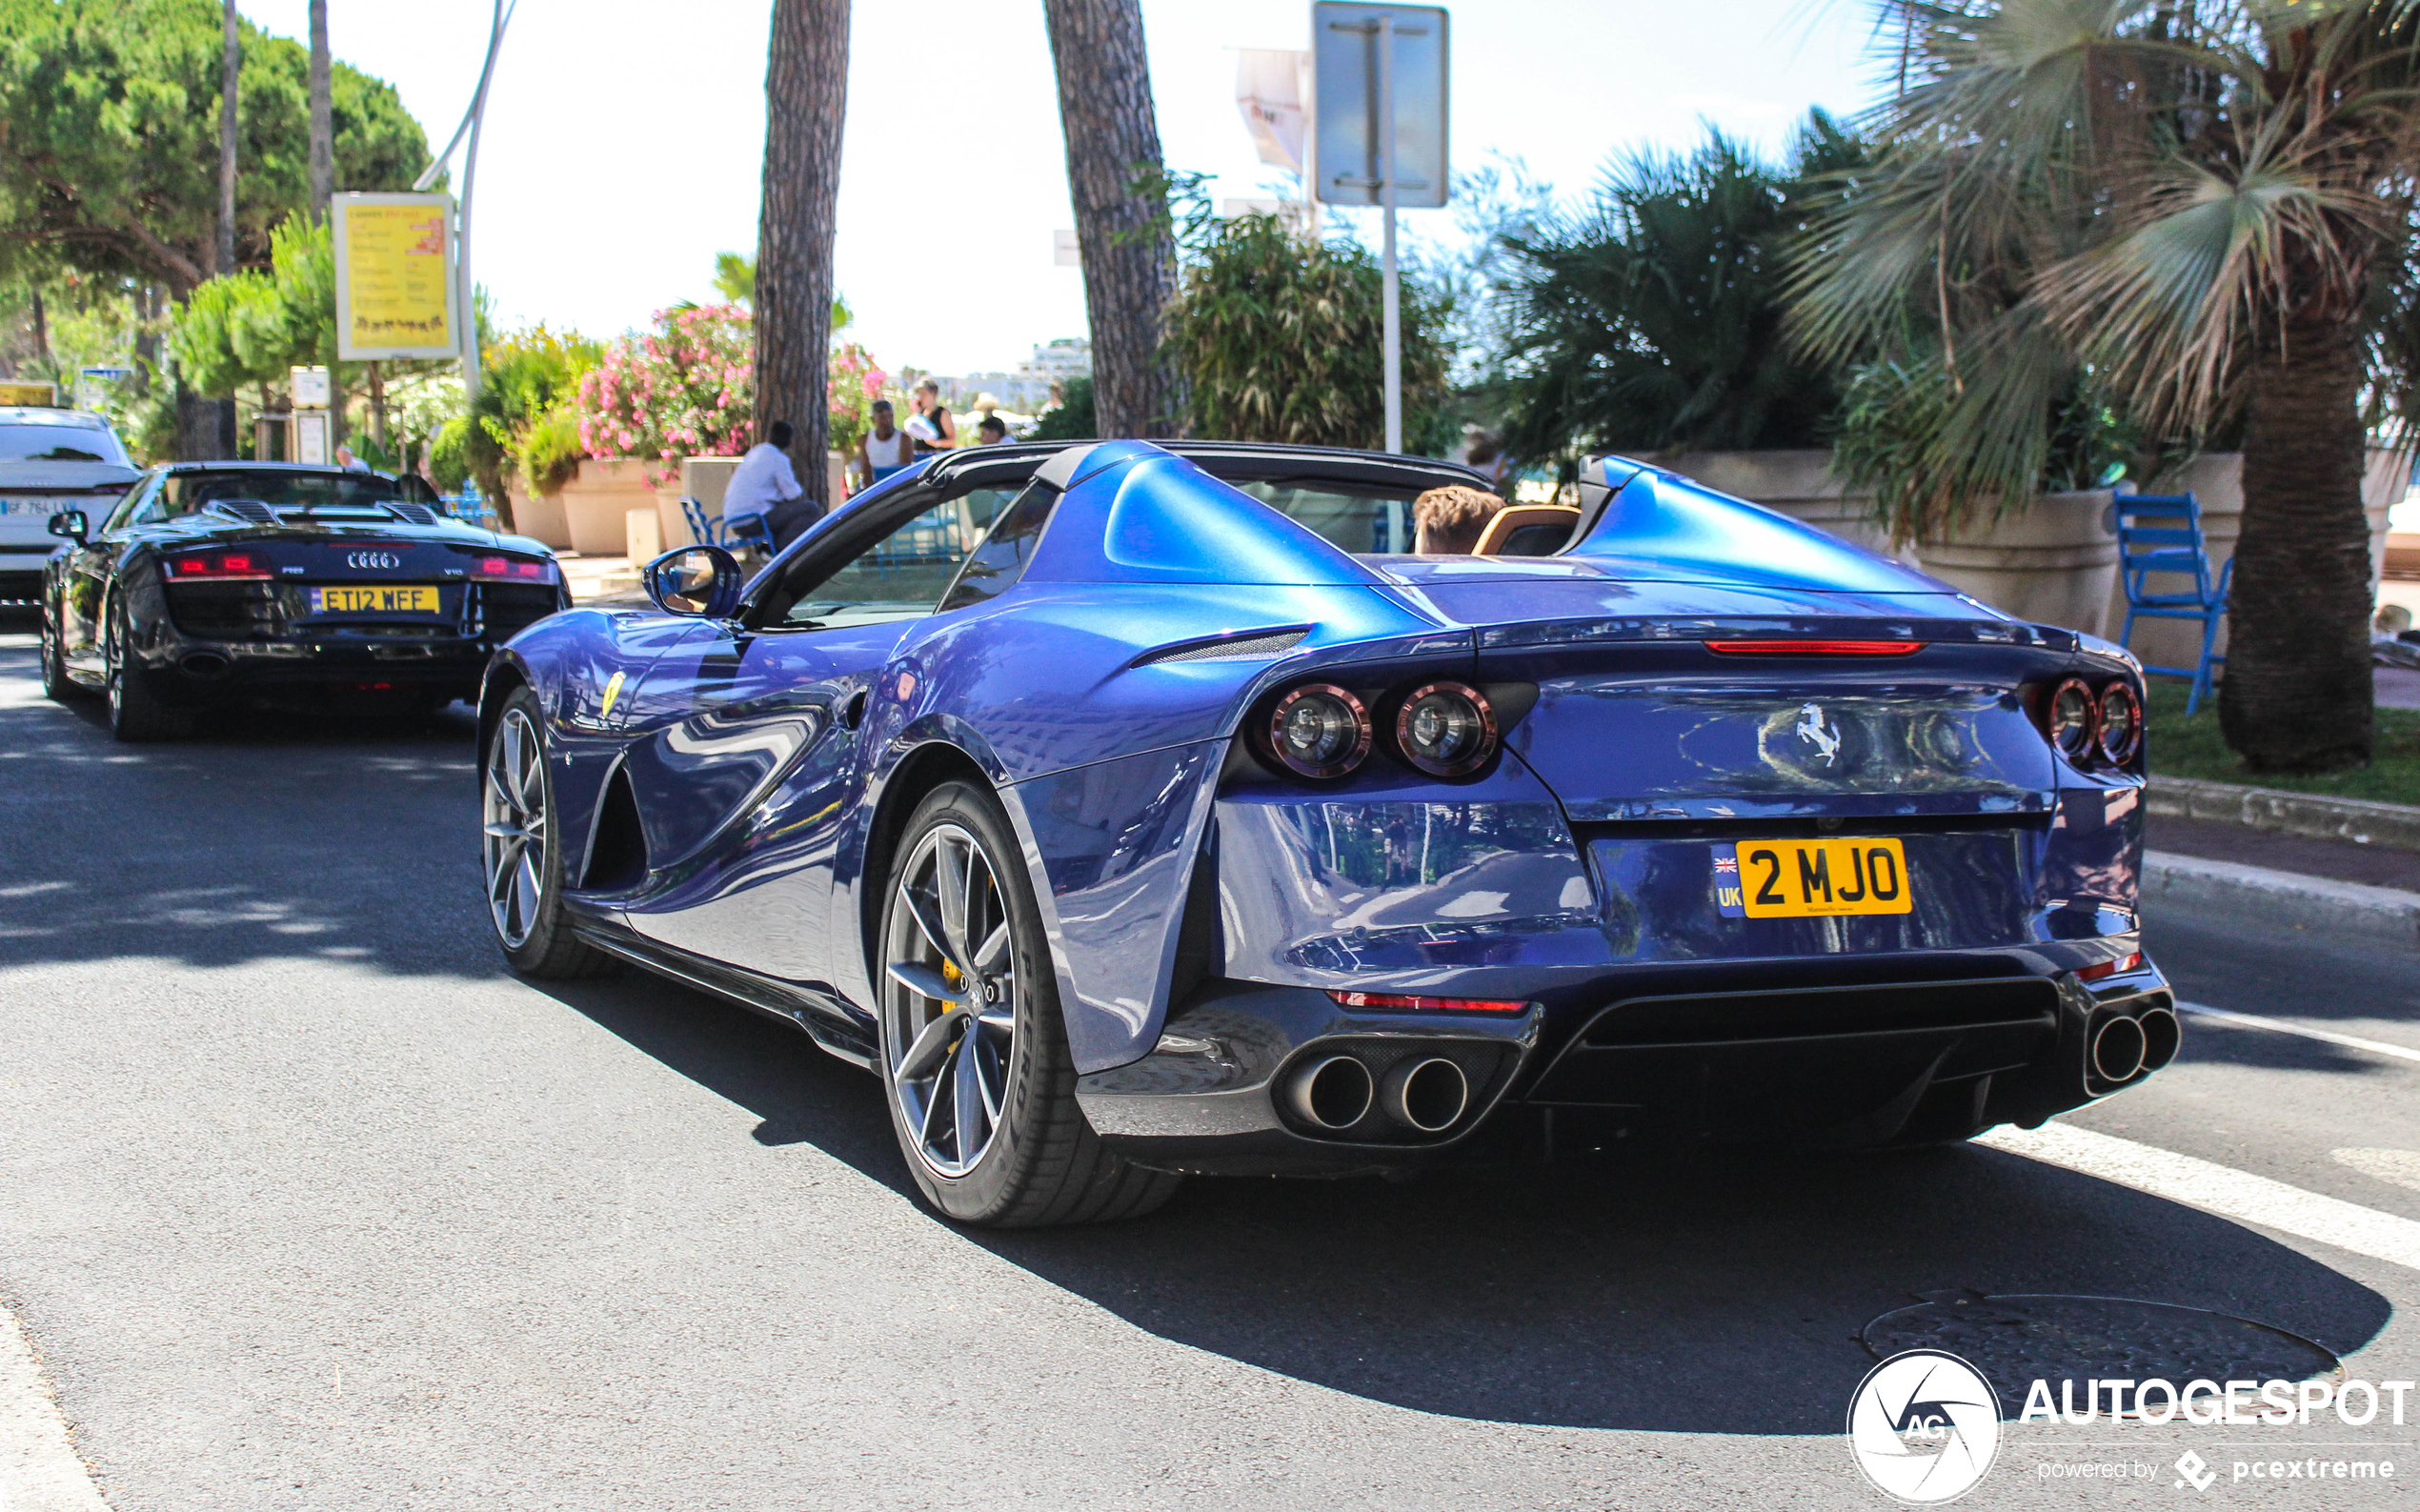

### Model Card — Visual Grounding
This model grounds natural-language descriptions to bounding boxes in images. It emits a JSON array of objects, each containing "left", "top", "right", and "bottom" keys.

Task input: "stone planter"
[
  {"left": 557, "top": 458, "right": 661, "bottom": 557},
  {"left": 1918, "top": 490, "right": 2120, "bottom": 638},
  {"left": 507, "top": 483, "right": 571, "bottom": 551}
]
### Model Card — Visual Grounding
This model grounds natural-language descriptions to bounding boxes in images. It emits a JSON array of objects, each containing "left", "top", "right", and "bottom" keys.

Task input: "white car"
[{"left": 0, "top": 408, "right": 140, "bottom": 603}]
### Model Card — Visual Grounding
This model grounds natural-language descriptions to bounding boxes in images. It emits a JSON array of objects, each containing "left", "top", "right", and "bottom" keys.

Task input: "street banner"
[
  {"left": 332, "top": 192, "right": 459, "bottom": 360},
  {"left": 1236, "top": 49, "right": 1312, "bottom": 174}
]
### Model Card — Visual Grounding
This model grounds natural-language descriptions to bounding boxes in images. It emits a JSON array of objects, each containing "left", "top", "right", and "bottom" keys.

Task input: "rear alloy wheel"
[
  {"left": 483, "top": 689, "right": 615, "bottom": 978},
  {"left": 878, "top": 780, "right": 1180, "bottom": 1227},
  {"left": 103, "top": 595, "right": 190, "bottom": 741}
]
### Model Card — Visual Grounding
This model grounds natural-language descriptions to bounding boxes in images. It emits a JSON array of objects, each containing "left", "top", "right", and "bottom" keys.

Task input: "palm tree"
[
  {"left": 755, "top": 0, "right": 849, "bottom": 508},
  {"left": 1041, "top": 0, "right": 1177, "bottom": 437},
  {"left": 1790, "top": 0, "right": 2420, "bottom": 774}
]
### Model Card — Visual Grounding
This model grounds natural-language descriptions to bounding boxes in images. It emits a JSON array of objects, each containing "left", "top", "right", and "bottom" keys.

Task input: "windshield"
[
  {"left": 0, "top": 421, "right": 128, "bottom": 466},
  {"left": 1230, "top": 478, "right": 1420, "bottom": 556},
  {"left": 158, "top": 471, "right": 413, "bottom": 515}
]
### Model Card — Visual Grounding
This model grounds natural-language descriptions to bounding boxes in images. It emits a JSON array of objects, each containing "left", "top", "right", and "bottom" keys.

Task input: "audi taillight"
[
  {"left": 471, "top": 555, "right": 555, "bottom": 583},
  {"left": 163, "top": 551, "right": 272, "bottom": 581}
]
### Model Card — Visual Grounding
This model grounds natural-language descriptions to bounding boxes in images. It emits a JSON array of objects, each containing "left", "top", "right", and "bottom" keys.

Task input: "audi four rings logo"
[{"left": 347, "top": 551, "right": 400, "bottom": 570}]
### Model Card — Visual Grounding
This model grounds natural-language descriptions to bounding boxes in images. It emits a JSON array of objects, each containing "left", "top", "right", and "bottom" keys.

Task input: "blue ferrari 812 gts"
[{"left": 475, "top": 440, "right": 2173, "bottom": 1225}]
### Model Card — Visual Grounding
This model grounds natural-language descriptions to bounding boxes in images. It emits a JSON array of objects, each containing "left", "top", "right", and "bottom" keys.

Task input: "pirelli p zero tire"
[
  {"left": 877, "top": 780, "right": 1180, "bottom": 1228},
  {"left": 104, "top": 595, "right": 190, "bottom": 741},
  {"left": 483, "top": 687, "right": 615, "bottom": 980}
]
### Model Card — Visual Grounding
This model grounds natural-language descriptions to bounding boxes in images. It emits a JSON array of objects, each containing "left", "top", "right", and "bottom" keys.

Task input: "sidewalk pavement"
[
  {"left": 557, "top": 553, "right": 638, "bottom": 603},
  {"left": 2146, "top": 813, "right": 2420, "bottom": 948}
]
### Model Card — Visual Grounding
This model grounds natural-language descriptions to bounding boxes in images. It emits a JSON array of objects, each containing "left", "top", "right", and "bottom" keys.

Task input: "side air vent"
[
  {"left": 386, "top": 502, "right": 439, "bottom": 525},
  {"left": 1132, "top": 628, "right": 1308, "bottom": 667},
  {"left": 205, "top": 499, "right": 277, "bottom": 524}
]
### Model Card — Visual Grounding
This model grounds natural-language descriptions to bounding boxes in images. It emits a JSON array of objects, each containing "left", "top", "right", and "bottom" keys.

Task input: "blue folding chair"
[{"left": 2113, "top": 492, "right": 2233, "bottom": 714}]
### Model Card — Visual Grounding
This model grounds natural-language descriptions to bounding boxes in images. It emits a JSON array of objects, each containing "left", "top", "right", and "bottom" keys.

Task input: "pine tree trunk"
[
  {"left": 754, "top": 0, "right": 849, "bottom": 511},
  {"left": 218, "top": 0, "right": 239, "bottom": 274},
  {"left": 1041, "top": 0, "right": 1176, "bottom": 438},
  {"left": 2219, "top": 311, "right": 2375, "bottom": 772},
  {"left": 307, "top": 0, "right": 333, "bottom": 221}
]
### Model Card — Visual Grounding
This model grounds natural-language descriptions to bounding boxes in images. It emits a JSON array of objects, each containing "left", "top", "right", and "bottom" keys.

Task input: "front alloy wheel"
[
  {"left": 481, "top": 689, "right": 613, "bottom": 978},
  {"left": 877, "top": 781, "right": 1179, "bottom": 1226}
]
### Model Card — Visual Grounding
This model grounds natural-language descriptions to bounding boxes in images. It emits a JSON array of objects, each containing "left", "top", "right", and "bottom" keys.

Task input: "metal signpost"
[
  {"left": 1312, "top": 3, "right": 1447, "bottom": 454},
  {"left": 412, "top": 0, "right": 517, "bottom": 405}
]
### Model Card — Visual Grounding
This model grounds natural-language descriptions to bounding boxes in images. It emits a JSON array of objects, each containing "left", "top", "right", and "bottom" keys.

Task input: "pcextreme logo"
[{"left": 1846, "top": 1350, "right": 2003, "bottom": 1504}]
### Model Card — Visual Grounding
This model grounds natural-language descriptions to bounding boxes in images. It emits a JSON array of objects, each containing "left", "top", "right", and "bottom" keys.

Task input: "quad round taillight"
[
  {"left": 1265, "top": 683, "right": 1371, "bottom": 779},
  {"left": 1394, "top": 681, "right": 1498, "bottom": 776},
  {"left": 2096, "top": 681, "right": 2142, "bottom": 764},
  {"left": 2044, "top": 677, "right": 2098, "bottom": 762}
]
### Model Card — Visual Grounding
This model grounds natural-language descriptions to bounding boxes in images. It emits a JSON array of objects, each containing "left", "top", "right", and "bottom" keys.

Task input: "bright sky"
[{"left": 235, "top": 0, "right": 1886, "bottom": 377}]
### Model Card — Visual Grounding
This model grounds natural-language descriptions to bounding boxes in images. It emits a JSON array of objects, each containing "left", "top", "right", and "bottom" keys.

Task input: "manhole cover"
[{"left": 1863, "top": 1289, "right": 2340, "bottom": 1416}]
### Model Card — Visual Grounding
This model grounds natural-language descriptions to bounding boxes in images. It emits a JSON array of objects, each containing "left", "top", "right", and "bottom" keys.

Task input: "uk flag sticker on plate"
[{"left": 1714, "top": 847, "right": 1746, "bottom": 917}]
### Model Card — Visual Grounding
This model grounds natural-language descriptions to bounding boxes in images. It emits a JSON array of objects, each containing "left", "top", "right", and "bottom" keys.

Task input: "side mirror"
[
  {"left": 47, "top": 510, "right": 88, "bottom": 543},
  {"left": 643, "top": 545, "right": 743, "bottom": 618}
]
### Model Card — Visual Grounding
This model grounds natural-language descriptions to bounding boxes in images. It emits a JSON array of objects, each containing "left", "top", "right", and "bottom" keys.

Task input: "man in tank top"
[{"left": 856, "top": 400, "right": 914, "bottom": 490}]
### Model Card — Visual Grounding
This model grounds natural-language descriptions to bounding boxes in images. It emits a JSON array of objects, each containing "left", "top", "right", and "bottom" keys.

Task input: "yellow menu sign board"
[{"left": 332, "top": 192, "right": 457, "bottom": 359}]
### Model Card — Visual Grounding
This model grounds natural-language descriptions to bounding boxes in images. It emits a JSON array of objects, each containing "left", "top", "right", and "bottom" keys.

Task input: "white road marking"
[
  {"left": 1979, "top": 1121, "right": 2420, "bottom": 1274},
  {"left": 0, "top": 1300, "right": 111, "bottom": 1511},
  {"left": 2178, "top": 1000, "right": 2420, "bottom": 1065},
  {"left": 2334, "top": 1148, "right": 2420, "bottom": 1194}
]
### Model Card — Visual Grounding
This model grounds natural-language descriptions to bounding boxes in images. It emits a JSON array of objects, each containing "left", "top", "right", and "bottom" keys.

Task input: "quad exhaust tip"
[
  {"left": 1286, "top": 1055, "right": 1374, "bottom": 1131},
  {"left": 2090, "top": 1014, "right": 2148, "bottom": 1084},
  {"left": 2137, "top": 1006, "right": 2182, "bottom": 1073},
  {"left": 1380, "top": 1057, "right": 1470, "bottom": 1133}
]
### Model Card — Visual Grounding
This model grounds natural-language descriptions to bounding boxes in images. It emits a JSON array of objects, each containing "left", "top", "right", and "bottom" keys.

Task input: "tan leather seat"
[{"left": 1473, "top": 504, "right": 1582, "bottom": 556}]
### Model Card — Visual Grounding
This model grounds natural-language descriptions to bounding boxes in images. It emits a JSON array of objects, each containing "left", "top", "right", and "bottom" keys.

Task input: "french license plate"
[
  {"left": 0, "top": 496, "right": 71, "bottom": 514},
  {"left": 1716, "top": 837, "right": 1912, "bottom": 918},
  {"left": 311, "top": 585, "right": 440, "bottom": 615}
]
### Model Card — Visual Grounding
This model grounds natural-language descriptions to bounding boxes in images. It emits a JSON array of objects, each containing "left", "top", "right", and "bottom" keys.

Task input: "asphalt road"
[{"left": 1, "top": 629, "right": 2414, "bottom": 1511}]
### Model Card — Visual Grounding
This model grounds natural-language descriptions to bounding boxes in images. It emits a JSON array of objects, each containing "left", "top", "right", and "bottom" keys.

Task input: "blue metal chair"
[
  {"left": 679, "top": 496, "right": 716, "bottom": 547},
  {"left": 720, "top": 512, "right": 776, "bottom": 558},
  {"left": 2113, "top": 492, "right": 2233, "bottom": 714}
]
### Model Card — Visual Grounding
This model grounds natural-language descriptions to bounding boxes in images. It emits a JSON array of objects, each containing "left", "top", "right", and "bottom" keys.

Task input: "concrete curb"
[
  {"left": 2143, "top": 849, "right": 2420, "bottom": 948},
  {"left": 2148, "top": 775, "right": 2420, "bottom": 852}
]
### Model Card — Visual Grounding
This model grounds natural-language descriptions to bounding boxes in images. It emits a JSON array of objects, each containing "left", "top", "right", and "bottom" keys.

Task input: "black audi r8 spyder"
[{"left": 40, "top": 462, "right": 568, "bottom": 739}]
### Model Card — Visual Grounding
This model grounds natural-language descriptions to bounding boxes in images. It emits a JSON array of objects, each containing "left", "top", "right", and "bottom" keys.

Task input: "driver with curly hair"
[{"left": 1412, "top": 484, "right": 1506, "bottom": 555}]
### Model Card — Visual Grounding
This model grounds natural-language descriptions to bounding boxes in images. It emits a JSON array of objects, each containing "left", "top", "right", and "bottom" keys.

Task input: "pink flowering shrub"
[
  {"left": 577, "top": 304, "right": 891, "bottom": 486},
  {"left": 578, "top": 303, "right": 756, "bottom": 486},
  {"left": 828, "top": 342, "right": 889, "bottom": 455}
]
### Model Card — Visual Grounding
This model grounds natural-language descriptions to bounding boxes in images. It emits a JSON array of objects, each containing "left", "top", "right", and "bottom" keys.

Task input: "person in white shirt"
[{"left": 720, "top": 420, "right": 816, "bottom": 550}]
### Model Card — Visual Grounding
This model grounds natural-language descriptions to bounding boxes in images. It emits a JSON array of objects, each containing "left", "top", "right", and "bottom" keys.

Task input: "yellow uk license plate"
[
  {"left": 1718, "top": 837, "right": 1912, "bottom": 918},
  {"left": 311, "top": 585, "right": 440, "bottom": 615}
]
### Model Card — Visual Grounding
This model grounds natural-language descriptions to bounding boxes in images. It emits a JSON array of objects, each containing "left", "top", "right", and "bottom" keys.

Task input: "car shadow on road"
[{"left": 534, "top": 969, "right": 2394, "bottom": 1439}]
